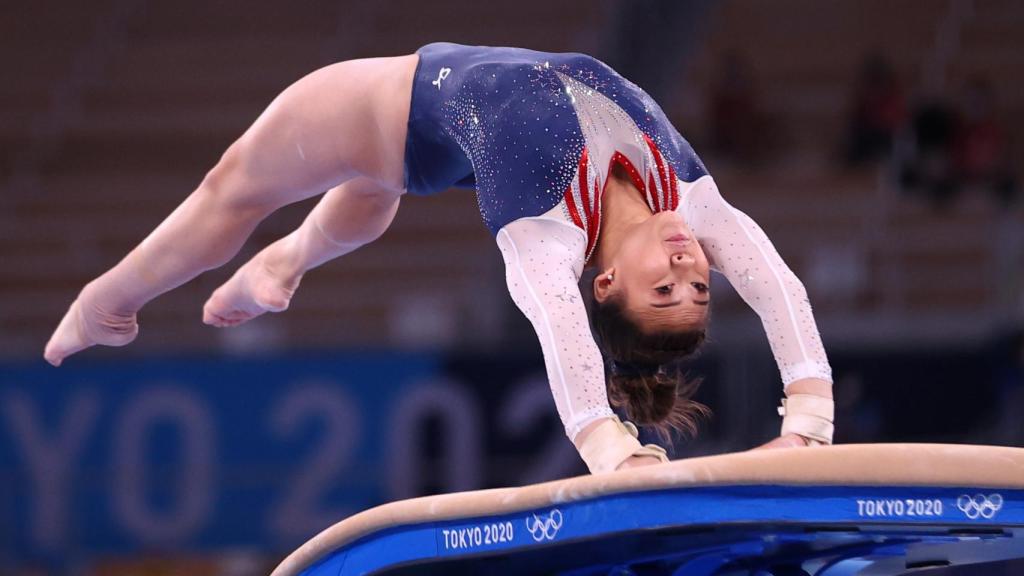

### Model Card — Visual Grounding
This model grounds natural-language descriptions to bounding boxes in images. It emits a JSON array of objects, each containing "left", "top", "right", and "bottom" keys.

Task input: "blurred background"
[{"left": 1, "top": 0, "right": 1022, "bottom": 573}]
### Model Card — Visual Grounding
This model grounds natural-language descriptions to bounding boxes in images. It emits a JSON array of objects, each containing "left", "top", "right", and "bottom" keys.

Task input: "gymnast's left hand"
[
  {"left": 751, "top": 433, "right": 809, "bottom": 451},
  {"left": 616, "top": 455, "right": 665, "bottom": 470},
  {"left": 44, "top": 287, "right": 139, "bottom": 367}
]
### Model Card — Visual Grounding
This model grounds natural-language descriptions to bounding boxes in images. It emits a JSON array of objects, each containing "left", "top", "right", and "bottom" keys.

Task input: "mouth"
[{"left": 664, "top": 233, "right": 690, "bottom": 244}]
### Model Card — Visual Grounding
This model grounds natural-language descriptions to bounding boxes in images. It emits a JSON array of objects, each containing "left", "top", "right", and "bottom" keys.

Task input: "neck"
[{"left": 592, "top": 175, "right": 652, "bottom": 269}]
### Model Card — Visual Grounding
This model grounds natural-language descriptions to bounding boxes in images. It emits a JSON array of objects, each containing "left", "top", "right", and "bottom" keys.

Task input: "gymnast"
[{"left": 44, "top": 43, "right": 835, "bottom": 474}]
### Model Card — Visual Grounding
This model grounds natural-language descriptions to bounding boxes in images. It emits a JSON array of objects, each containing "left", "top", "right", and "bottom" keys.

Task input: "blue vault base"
[
  {"left": 301, "top": 485, "right": 1024, "bottom": 576},
  {"left": 272, "top": 445, "right": 1024, "bottom": 576}
]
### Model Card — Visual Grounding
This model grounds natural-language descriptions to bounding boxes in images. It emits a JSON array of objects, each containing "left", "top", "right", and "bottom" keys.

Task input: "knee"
[
  {"left": 349, "top": 193, "right": 401, "bottom": 245},
  {"left": 198, "top": 142, "right": 279, "bottom": 219},
  {"left": 315, "top": 190, "right": 399, "bottom": 248}
]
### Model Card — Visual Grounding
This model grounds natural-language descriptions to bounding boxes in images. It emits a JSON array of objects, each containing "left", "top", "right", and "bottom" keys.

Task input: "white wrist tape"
[
  {"left": 578, "top": 417, "right": 669, "bottom": 473},
  {"left": 778, "top": 394, "right": 835, "bottom": 446}
]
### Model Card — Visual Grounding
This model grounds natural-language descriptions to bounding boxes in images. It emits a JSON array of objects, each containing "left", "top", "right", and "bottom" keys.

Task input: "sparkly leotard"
[
  {"left": 405, "top": 43, "right": 707, "bottom": 243},
  {"left": 404, "top": 43, "right": 833, "bottom": 442}
]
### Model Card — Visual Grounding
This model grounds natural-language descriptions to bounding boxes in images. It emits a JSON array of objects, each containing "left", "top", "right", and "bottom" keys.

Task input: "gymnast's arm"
[
  {"left": 496, "top": 217, "right": 665, "bottom": 473},
  {"left": 678, "top": 176, "right": 835, "bottom": 445}
]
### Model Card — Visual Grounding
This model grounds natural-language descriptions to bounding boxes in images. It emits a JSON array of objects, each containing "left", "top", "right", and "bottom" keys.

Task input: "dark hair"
[{"left": 590, "top": 296, "right": 710, "bottom": 444}]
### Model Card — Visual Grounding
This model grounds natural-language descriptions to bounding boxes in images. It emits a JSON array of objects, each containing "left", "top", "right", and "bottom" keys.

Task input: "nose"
[{"left": 671, "top": 252, "right": 693, "bottom": 267}]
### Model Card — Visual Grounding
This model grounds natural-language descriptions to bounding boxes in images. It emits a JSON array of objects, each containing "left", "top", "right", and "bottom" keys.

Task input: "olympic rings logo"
[
  {"left": 525, "top": 509, "right": 563, "bottom": 541},
  {"left": 956, "top": 493, "right": 1003, "bottom": 520}
]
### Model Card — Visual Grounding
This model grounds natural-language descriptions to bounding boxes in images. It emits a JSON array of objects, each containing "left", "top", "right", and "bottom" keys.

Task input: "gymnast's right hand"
[{"left": 44, "top": 288, "right": 139, "bottom": 367}]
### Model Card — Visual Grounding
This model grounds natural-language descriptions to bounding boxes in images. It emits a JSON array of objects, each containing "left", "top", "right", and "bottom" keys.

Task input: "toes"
[
  {"left": 249, "top": 278, "right": 292, "bottom": 312},
  {"left": 203, "top": 306, "right": 254, "bottom": 328},
  {"left": 203, "top": 306, "right": 221, "bottom": 326},
  {"left": 43, "top": 334, "right": 66, "bottom": 366},
  {"left": 43, "top": 344, "right": 64, "bottom": 367},
  {"left": 203, "top": 309, "right": 230, "bottom": 327},
  {"left": 254, "top": 292, "right": 289, "bottom": 313},
  {"left": 44, "top": 302, "right": 91, "bottom": 366},
  {"left": 203, "top": 260, "right": 292, "bottom": 327},
  {"left": 202, "top": 296, "right": 238, "bottom": 326}
]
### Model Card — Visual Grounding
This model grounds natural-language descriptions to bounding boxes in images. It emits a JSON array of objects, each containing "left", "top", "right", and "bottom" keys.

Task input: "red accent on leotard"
[{"left": 563, "top": 134, "right": 679, "bottom": 261}]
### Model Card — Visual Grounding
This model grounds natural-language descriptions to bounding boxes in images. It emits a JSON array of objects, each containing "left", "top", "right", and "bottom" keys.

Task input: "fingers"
[
  {"left": 777, "top": 433, "right": 810, "bottom": 448},
  {"left": 44, "top": 301, "right": 92, "bottom": 367},
  {"left": 615, "top": 455, "right": 663, "bottom": 470},
  {"left": 752, "top": 434, "right": 809, "bottom": 451}
]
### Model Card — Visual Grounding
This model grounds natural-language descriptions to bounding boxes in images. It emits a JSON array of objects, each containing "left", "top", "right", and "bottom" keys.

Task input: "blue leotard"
[{"left": 403, "top": 43, "right": 709, "bottom": 239}]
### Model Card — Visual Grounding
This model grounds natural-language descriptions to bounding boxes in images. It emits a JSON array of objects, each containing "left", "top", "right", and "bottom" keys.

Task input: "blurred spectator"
[
  {"left": 899, "top": 77, "right": 1019, "bottom": 210},
  {"left": 843, "top": 53, "right": 906, "bottom": 165},
  {"left": 951, "top": 77, "right": 1019, "bottom": 207},
  {"left": 707, "top": 52, "right": 775, "bottom": 164},
  {"left": 898, "top": 98, "right": 958, "bottom": 208}
]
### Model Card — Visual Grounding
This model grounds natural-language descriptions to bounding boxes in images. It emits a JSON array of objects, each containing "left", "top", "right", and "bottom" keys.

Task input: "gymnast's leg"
[
  {"left": 44, "top": 55, "right": 417, "bottom": 365},
  {"left": 202, "top": 177, "right": 402, "bottom": 327}
]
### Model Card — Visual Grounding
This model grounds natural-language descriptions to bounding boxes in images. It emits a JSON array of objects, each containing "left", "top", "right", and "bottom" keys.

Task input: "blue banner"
[{"left": 0, "top": 352, "right": 445, "bottom": 563}]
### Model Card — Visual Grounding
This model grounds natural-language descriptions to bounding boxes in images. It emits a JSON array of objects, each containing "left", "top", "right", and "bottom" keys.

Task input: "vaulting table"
[{"left": 271, "top": 444, "right": 1024, "bottom": 575}]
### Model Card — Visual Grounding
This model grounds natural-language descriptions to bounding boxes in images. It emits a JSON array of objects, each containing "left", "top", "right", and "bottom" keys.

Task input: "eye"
[
  {"left": 655, "top": 284, "right": 674, "bottom": 295},
  {"left": 691, "top": 282, "right": 708, "bottom": 293}
]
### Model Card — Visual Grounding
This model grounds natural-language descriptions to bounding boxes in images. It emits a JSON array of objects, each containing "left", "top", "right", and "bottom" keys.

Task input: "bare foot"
[
  {"left": 203, "top": 251, "right": 301, "bottom": 328},
  {"left": 45, "top": 295, "right": 139, "bottom": 366}
]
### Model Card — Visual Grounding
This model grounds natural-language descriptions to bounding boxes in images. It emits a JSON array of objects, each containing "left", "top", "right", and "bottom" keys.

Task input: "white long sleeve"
[
  {"left": 496, "top": 216, "right": 616, "bottom": 441},
  {"left": 496, "top": 175, "right": 832, "bottom": 444},
  {"left": 679, "top": 176, "right": 833, "bottom": 387}
]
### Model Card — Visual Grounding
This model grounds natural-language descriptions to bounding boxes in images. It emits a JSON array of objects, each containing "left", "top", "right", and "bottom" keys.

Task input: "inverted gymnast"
[{"left": 44, "top": 43, "right": 835, "bottom": 474}]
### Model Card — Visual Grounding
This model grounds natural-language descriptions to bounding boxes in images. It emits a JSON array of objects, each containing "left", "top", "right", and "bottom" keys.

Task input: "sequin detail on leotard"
[
  {"left": 554, "top": 71, "right": 680, "bottom": 261},
  {"left": 404, "top": 43, "right": 707, "bottom": 231}
]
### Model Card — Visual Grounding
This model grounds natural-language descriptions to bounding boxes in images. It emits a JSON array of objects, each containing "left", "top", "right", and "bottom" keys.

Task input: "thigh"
[{"left": 210, "top": 55, "right": 417, "bottom": 210}]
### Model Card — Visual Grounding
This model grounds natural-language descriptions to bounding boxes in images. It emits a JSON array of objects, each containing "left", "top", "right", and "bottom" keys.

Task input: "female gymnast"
[{"left": 44, "top": 43, "right": 835, "bottom": 474}]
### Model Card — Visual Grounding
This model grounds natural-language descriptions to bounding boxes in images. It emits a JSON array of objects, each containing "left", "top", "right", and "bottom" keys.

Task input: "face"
[{"left": 594, "top": 211, "right": 710, "bottom": 332}]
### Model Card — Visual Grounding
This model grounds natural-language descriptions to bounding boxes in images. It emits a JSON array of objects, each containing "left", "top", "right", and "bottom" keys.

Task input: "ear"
[{"left": 593, "top": 267, "right": 616, "bottom": 303}]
